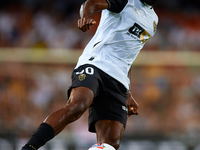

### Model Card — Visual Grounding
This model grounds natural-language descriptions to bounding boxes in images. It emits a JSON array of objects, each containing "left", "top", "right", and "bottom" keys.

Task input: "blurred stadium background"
[{"left": 0, "top": 0, "right": 200, "bottom": 150}]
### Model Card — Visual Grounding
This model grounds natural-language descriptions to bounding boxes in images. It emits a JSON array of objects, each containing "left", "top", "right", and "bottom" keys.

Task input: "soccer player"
[{"left": 21, "top": 0, "right": 158, "bottom": 150}]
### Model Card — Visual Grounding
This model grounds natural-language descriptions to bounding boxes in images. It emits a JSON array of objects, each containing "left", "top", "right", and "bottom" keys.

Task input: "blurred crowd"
[
  {"left": 0, "top": 64, "right": 72, "bottom": 136},
  {"left": 0, "top": 0, "right": 200, "bottom": 50},
  {"left": 0, "top": 64, "right": 200, "bottom": 140}
]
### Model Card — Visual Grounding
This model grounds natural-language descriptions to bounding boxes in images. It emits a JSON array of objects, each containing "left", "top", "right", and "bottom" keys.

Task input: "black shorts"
[{"left": 68, "top": 64, "right": 128, "bottom": 133}]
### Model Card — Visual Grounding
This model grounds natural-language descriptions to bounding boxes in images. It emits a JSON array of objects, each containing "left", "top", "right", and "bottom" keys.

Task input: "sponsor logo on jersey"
[
  {"left": 127, "top": 23, "right": 151, "bottom": 43},
  {"left": 128, "top": 23, "right": 144, "bottom": 38}
]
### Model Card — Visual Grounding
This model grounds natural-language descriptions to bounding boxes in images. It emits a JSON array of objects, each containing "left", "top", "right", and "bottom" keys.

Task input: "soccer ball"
[{"left": 88, "top": 143, "right": 105, "bottom": 150}]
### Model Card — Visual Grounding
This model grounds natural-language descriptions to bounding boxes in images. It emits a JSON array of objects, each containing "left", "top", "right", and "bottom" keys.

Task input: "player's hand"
[
  {"left": 127, "top": 91, "right": 139, "bottom": 117},
  {"left": 78, "top": 18, "right": 96, "bottom": 32}
]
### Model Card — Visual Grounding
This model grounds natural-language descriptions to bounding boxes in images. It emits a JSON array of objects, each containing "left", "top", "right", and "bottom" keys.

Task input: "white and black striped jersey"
[{"left": 75, "top": 0, "right": 158, "bottom": 90}]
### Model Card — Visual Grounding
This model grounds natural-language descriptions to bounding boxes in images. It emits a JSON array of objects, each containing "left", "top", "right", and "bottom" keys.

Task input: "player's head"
[{"left": 140, "top": 0, "right": 158, "bottom": 5}]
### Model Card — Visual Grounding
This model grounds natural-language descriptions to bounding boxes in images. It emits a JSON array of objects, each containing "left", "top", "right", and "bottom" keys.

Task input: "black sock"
[{"left": 22, "top": 123, "right": 55, "bottom": 150}]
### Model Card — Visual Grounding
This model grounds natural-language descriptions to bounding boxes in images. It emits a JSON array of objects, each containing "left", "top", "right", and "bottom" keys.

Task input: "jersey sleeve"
[{"left": 106, "top": 0, "right": 128, "bottom": 13}]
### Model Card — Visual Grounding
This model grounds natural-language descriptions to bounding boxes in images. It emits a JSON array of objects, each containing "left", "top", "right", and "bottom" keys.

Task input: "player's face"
[{"left": 141, "top": 0, "right": 158, "bottom": 5}]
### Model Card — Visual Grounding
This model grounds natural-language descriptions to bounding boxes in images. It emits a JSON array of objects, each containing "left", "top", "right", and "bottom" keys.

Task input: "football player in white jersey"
[{"left": 21, "top": 0, "right": 158, "bottom": 150}]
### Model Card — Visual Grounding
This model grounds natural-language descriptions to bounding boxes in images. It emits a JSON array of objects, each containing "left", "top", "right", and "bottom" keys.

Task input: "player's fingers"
[
  {"left": 128, "top": 112, "right": 138, "bottom": 117},
  {"left": 78, "top": 18, "right": 86, "bottom": 32},
  {"left": 84, "top": 19, "right": 95, "bottom": 31},
  {"left": 78, "top": 18, "right": 96, "bottom": 32},
  {"left": 90, "top": 20, "right": 96, "bottom": 26},
  {"left": 78, "top": 19, "right": 81, "bottom": 28},
  {"left": 78, "top": 19, "right": 84, "bottom": 31},
  {"left": 82, "top": 18, "right": 88, "bottom": 32},
  {"left": 85, "top": 19, "right": 91, "bottom": 31},
  {"left": 128, "top": 107, "right": 138, "bottom": 117}
]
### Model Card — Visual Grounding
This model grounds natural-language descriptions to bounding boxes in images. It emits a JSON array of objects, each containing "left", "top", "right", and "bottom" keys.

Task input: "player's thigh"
[
  {"left": 67, "top": 87, "right": 94, "bottom": 112},
  {"left": 68, "top": 64, "right": 101, "bottom": 98},
  {"left": 95, "top": 120, "right": 125, "bottom": 145}
]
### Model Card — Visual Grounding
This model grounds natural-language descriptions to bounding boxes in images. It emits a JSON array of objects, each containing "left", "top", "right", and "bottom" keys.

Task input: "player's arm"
[
  {"left": 78, "top": 0, "right": 128, "bottom": 32},
  {"left": 127, "top": 67, "right": 139, "bottom": 117},
  {"left": 78, "top": 0, "right": 108, "bottom": 32}
]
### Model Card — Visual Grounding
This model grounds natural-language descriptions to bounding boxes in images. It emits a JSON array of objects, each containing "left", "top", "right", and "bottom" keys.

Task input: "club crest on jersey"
[
  {"left": 78, "top": 74, "right": 86, "bottom": 81},
  {"left": 91, "top": 143, "right": 105, "bottom": 149}
]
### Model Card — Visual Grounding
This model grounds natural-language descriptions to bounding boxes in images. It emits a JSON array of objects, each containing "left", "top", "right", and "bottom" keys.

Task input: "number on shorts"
[
  {"left": 85, "top": 67, "right": 94, "bottom": 75},
  {"left": 76, "top": 67, "right": 94, "bottom": 75}
]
